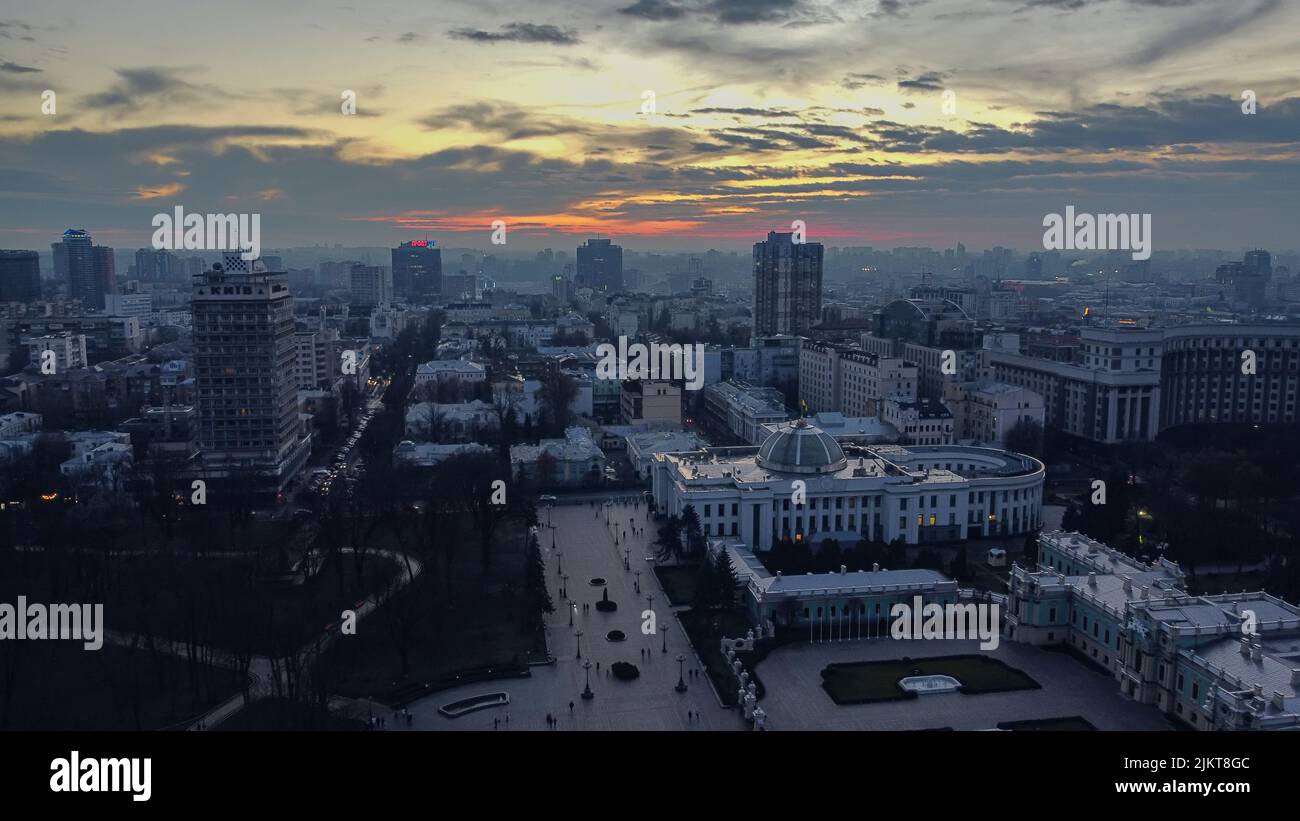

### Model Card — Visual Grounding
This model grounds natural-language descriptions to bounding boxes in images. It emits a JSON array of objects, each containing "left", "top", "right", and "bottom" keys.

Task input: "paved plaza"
[
  {"left": 404, "top": 497, "right": 745, "bottom": 731},
  {"left": 753, "top": 638, "right": 1174, "bottom": 731},
  {"left": 399, "top": 494, "right": 1172, "bottom": 732}
]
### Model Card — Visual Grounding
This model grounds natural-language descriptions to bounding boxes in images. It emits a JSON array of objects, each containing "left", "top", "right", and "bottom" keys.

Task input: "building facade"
[
  {"left": 1010, "top": 530, "right": 1300, "bottom": 730},
  {"left": 651, "top": 419, "right": 1045, "bottom": 549},
  {"left": 192, "top": 257, "right": 310, "bottom": 493},
  {"left": 752, "top": 232, "right": 823, "bottom": 337}
]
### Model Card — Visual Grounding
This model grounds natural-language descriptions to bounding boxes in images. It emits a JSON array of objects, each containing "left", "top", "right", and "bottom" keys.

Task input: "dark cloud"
[
  {"left": 618, "top": 0, "right": 689, "bottom": 20},
  {"left": 396, "top": 32, "right": 423, "bottom": 43},
  {"left": 80, "top": 67, "right": 220, "bottom": 113},
  {"left": 1126, "top": 0, "right": 1283, "bottom": 66},
  {"left": 448, "top": 23, "right": 580, "bottom": 45},
  {"left": 841, "top": 72, "right": 886, "bottom": 90},
  {"left": 897, "top": 71, "right": 948, "bottom": 93},
  {"left": 689, "top": 106, "right": 805, "bottom": 119},
  {"left": 0, "top": 61, "right": 40, "bottom": 73}
]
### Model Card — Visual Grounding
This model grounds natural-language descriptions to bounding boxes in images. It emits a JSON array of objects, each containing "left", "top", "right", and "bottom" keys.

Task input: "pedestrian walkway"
[{"left": 404, "top": 498, "right": 739, "bottom": 731}]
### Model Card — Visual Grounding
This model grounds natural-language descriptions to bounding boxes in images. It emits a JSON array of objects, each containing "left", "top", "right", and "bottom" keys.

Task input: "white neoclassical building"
[{"left": 650, "top": 418, "right": 1045, "bottom": 550}]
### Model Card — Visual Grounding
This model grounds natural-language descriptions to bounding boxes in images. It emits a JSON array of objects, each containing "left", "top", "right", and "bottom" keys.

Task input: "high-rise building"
[
  {"left": 134, "top": 248, "right": 178, "bottom": 281},
  {"left": 92, "top": 246, "right": 115, "bottom": 308},
  {"left": 576, "top": 238, "right": 623, "bottom": 292},
  {"left": 53, "top": 229, "right": 114, "bottom": 310},
  {"left": 0, "top": 250, "right": 41, "bottom": 302},
  {"left": 191, "top": 254, "right": 309, "bottom": 495},
  {"left": 752, "top": 231, "right": 823, "bottom": 337},
  {"left": 349, "top": 264, "right": 391, "bottom": 308},
  {"left": 391, "top": 240, "right": 441, "bottom": 300}
]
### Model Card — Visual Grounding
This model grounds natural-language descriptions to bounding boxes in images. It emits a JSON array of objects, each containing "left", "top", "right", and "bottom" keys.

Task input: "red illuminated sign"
[{"left": 408, "top": 240, "right": 430, "bottom": 247}]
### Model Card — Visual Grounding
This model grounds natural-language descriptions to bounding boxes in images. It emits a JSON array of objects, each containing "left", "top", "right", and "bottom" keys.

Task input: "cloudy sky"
[{"left": 0, "top": 0, "right": 1296, "bottom": 253}]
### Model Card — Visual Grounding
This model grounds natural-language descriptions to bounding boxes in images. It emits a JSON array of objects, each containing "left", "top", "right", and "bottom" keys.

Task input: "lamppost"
[
  {"left": 575, "top": 628, "right": 584, "bottom": 660},
  {"left": 662, "top": 622, "right": 671, "bottom": 653},
  {"left": 569, "top": 600, "right": 575, "bottom": 627},
  {"left": 675, "top": 653, "right": 687, "bottom": 692},
  {"left": 556, "top": 550, "right": 563, "bottom": 576},
  {"left": 623, "top": 546, "right": 630, "bottom": 570},
  {"left": 645, "top": 592, "right": 655, "bottom": 653},
  {"left": 634, "top": 570, "right": 641, "bottom": 594},
  {"left": 581, "top": 659, "right": 594, "bottom": 700},
  {"left": 1137, "top": 509, "right": 1151, "bottom": 546}
]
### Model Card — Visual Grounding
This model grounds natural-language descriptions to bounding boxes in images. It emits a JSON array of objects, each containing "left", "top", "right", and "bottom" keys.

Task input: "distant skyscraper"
[
  {"left": 134, "top": 247, "right": 178, "bottom": 281},
  {"left": 391, "top": 240, "right": 441, "bottom": 300},
  {"left": 53, "top": 229, "right": 114, "bottom": 309},
  {"left": 192, "top": 254, "right": 309, "bottom": 495},
  {"left": 576, "top": 238, "right": 623, "bottom": 292},
  {"left": 0, "top": 250, "right": 41, "bottom": 302},
  {"left": 752, "top": 231, "right": 823, "bottom": 337}
]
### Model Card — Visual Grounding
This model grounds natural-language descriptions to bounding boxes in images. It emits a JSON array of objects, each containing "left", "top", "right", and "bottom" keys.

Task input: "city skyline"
[{"left": 0, "top": 0, "right": 1297, "bottom": 252}]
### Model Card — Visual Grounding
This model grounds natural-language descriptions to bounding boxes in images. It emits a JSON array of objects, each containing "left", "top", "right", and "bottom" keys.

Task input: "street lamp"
[
  {"left": 662, "top": 622, "right": 671, "bottom": 653},
  {"left": 560, "top": 573, "right": 568, "bottom": 600},
  {"left": 556, "top": 550, "right": 563, "bottom": 576},
  {"left": 581, "top": 659, "right": 594, "bottom": 700},
  {"left": 575, "top": 628, "right": 584, "bottom": 660},
  {"left": 569, "top": 600, "right": 575, "bottom": 627},
  {"left": 675, "top": 653, "right": 687, "bottom": 692},
  {"left": 634, "top": 569, "right": 641, "bottom": 594}
]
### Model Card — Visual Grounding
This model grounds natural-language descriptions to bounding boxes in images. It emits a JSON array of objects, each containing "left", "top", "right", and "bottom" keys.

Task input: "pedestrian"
[
  {"left": 505, "top": 713, "right": 510, "bottom": 726},
  {"left": 596, "top": 661, "right": 600, "bottom": 672},
  {"left": 569, "top": 701, "right": 574, "bottom": 713},
  {"left": 687, "top": 710, "right": 692, "bottom": 721},
  {"left": 494, "top": 717, "right": 500, "bottom": 730},
  {"left": 407, "top": 713, "right": 413, "bottom": 727}
]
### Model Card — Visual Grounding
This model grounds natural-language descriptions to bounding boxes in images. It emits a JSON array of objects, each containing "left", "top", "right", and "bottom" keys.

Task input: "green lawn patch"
[{"left": 821, "top": 654, "right": 1040, "bottom": 705}]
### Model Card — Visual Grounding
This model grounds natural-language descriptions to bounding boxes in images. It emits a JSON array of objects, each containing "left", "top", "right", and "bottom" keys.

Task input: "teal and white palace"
[{"left": 1009, "top": 531, "right": 1300, "bottom": 730}]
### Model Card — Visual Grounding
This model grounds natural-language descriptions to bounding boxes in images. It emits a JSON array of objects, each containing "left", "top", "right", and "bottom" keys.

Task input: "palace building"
[
  {"left": 1009, "top": 531, "right": 1300, "bottom": 730},
  {"left": 650, "top": 418, "right": 1045, "bottom": 550}
]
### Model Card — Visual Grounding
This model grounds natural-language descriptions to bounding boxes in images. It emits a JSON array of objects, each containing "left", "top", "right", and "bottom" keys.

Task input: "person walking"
[{"left": 569, "top": 701, "right": 574, "bottom": 714}]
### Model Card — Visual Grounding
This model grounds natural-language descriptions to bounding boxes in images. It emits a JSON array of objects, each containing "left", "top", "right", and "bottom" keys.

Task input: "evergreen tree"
[
  {"left": 681, "top": 504, "right": 705, "bottom": 555},
  {"left": 714, "top": 548, "right": 739, "bottom": 610},
  {"left": 655, "top": 514, "right": 683, "bottom": 561},
  {"left": 524, "top": 534, "right": 553, "bottom": 631}
]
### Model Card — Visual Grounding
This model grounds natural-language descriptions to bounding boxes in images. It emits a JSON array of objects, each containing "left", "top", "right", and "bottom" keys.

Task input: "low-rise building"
[
  {"left": 625, "top": 429, "right": 705, "bottom": 479},
  {"left": 510, "top": 426, "right": 606, "bottom": 488},
  {"left": 881, "top": 396, "right": 955, "bottom": 445},
  {"left": 942, "top": 380, "right": 1045, "bottom": 447}
]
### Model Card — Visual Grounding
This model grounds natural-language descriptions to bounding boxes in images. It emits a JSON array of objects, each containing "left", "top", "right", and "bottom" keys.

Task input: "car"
[{"left": 539, "top": 494, "right": 557, "bottom": 503}]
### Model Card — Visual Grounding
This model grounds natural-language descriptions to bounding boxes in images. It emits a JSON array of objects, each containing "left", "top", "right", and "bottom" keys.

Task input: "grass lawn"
[
  {"left": 0, "top": 642, "right": 244, "bottom": 731},
  {"left": 317, "top": 519, "right": 547, "bottom": 701},
  {"left": 217, "top": 698, "right": 366, "bottom": 731},
  {"left": 654, "top": 564, "right": 697, "bottom": 606},
  {"left": 997, "top": 716, "right": 1097, "bottom": 731},
  {"left": 821, "top": 654, "right": 1040, "bottom": 704}
]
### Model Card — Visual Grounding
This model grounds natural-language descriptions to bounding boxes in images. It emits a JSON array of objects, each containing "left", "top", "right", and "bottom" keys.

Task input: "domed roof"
[{"left": 757, "top": 419, "right": 847, "bottom": 475}]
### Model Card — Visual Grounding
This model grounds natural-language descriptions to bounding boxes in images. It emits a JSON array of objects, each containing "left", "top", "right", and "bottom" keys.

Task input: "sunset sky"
[{"left": 0, "top": 0, "right": 1297, "bottom": 252}]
